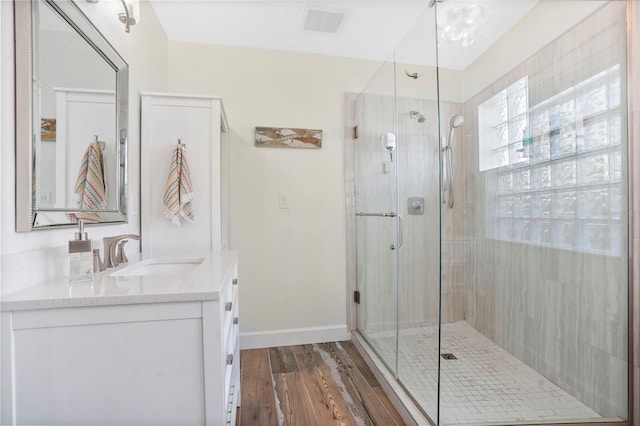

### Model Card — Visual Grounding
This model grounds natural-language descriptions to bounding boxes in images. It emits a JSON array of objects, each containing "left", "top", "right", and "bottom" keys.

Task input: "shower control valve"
[{"left": 408, "top": 197, "right": 424, "bottom": 215}]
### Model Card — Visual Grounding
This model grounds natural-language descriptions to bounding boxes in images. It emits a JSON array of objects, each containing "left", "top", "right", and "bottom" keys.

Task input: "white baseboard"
[{"left": 240, "top": 325, "right": 351, "bottom": 350}]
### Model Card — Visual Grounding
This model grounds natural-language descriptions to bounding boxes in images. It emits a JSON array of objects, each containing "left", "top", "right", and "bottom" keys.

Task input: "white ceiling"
[{"left": 149, "top": 0, "right": 539, "bottom": 70}]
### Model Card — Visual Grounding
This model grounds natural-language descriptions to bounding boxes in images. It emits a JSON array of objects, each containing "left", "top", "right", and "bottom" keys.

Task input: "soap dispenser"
[{"left": 69, "top": 220, "right": 93, "bottom": 282}]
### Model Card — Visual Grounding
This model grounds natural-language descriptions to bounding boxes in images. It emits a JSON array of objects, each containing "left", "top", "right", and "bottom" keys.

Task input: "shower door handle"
[
  {"left": 354, "top": 212, "right": 402, "bottom": 250},
  {"left": 390, "top": 215, "right": 403, "bottom": 251},
  {"left": 355, "top": 212, "right": 397, "bottom": 217}
]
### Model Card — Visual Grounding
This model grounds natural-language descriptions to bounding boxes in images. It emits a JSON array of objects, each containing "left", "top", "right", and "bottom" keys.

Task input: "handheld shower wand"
[
  {"left": 443, "top": 115, "right": 464, "bottom": 209},
  {"left": 448, "top": 115, "right": 464, "bottom": 147}
]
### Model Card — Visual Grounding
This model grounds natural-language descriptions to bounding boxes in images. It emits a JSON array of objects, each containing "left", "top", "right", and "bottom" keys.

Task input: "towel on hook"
[
  {"left": 162, "top": 143, "right": 195, "bottom": 225},
  {"left": 70, "top": 140, "right": 106, "bottom": 223}
]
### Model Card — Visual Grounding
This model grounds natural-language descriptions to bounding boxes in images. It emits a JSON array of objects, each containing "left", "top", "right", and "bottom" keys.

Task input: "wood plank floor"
[{"left": 239, "top": 341, "right": 405, "bottom": 426}]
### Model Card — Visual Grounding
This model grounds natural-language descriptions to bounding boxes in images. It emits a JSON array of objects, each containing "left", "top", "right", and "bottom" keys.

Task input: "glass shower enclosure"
[{"left": 350, "top": 1, "right": 630, "bottom": 425}]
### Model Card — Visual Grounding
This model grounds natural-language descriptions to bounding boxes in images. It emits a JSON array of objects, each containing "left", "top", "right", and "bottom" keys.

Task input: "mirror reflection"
[
  {"left": 37, "top": 1, "right": 117, "bottom": 213},
  {"left": 15, "top": 0, "right": 129, "bottom": 231}
]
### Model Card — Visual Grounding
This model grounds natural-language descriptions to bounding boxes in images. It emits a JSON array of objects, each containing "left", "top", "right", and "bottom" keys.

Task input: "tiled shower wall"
[
  {"left": 396, "top": 98, "right": 467, "bottom": 328},
  {"left": 349, "top": 91, "right": 466, "bottom": 335},
  {"left": 346, "top": 0, "right": 636, "bottom": 421},
  {"left": 461, "top": 2, "right": 628, "bottom": 418}
]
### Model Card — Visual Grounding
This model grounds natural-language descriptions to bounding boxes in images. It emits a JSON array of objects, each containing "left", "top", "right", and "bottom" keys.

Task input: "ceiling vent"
[{"left": 302, "top": 8, "right": 346, "bottom": 34}]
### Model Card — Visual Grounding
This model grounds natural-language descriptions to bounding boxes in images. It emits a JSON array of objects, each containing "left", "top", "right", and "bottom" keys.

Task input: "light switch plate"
[{"left": 279, "top": 192, "right": 291, "bottom": 209}]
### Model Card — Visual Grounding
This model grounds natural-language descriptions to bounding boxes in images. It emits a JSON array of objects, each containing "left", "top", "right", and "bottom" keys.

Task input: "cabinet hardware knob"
[
  {"left": 225, "top": 302, "right": 233, "bottom": 312},
  {"left": 226, "top": 353, "right": 234, "bottom": 365},
  {"left": 232, "top": 278, "right": 238, "bottom": 285},
  {"left": 233, "top": 317, "right": 239, "bottom": 325}
]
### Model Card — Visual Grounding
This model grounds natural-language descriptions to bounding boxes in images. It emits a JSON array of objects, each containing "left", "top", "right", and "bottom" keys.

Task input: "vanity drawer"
[
  {"left": 222, "top": 261, "right": 240, "bottom": 426},
  {"left": 219, "top": 263, "right": 238, "bottom": 321},
  {"left": 223, "top": 332, "right": 239, "bottom": 410},
  {"left": 220, "top": 263, "right": 239, "bottom": 344},
  {"left": 225, "top": 343, "right": 240, "bottom": 426},
  {"left": 225, "top": 383, "right": 237, "bottom": 425},
  {"left": 222, "top": 283, "right": 238, "bottom": 347},
  {"left": 223, "top": 306, "right": 237, "bottom": 363}
]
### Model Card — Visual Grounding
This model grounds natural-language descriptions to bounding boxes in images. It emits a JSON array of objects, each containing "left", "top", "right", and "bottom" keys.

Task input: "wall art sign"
[{"left": 255, "top": 127, "right": 322, "bottom": 148}]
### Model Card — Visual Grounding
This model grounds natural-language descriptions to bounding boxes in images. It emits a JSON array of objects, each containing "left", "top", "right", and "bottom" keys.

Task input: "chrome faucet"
[{"left": 103, "top": 234, "right": 140, "bottom": 268}]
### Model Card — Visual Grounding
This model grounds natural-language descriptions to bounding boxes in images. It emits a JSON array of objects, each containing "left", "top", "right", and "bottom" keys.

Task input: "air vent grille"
[{"left": 303, "top": 9, "right": 345, "bottom": 33}]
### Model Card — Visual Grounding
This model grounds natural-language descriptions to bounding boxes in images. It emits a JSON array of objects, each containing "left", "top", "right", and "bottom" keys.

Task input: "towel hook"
[
  {"left": 177, "top": 137, "right": 186, "bottom": 148},
  {"left": 93, "top": 135, "right": 105, "bottom": 151}
]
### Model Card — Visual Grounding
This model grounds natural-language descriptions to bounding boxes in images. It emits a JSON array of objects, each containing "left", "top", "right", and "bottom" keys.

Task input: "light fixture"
[
  {"left": 118, "top": 0, "right": 137, "bottom": 33},
  {"left": 438, "top": 4, "right": 485, "bottom": 47},
  {"left": 86, "top": 0, "right": 137, "bottom": 33}
]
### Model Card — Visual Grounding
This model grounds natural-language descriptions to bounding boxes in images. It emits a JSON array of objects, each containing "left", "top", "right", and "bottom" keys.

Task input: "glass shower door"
[
  {"left": 353, "top": 1, "right": 631, "bottom": 425},
  {"left": 393, "top": 5, "right": 442, "bottom": 424},
  {"left": 434, "top": 1, "right": 630, "bottom": 424},
  {"left": 354, "top": 59, "right": 400, "bottom": 373}
]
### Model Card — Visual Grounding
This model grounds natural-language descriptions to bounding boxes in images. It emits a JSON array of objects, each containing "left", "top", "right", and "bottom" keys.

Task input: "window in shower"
[
  {"left": 482, "top": 65, "right": 623, "bottom": 255},
  {"left": 478, "top": 76, "right": 529, "bottom": 171}
]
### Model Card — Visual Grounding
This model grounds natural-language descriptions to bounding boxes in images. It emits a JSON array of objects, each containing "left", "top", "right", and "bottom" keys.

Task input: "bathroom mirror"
[{"left": 15, "top": 0, "right": 129, "bottom": 231}]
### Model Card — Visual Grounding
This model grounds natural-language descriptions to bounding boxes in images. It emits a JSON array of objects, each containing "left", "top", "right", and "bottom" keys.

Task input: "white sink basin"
[{"left": 111, "top": 258, "right": 205, "bottom": 277}]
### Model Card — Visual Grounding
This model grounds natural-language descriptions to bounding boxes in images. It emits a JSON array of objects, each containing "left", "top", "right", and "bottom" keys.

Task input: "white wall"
[
  {"left": 167, "top": 42, "right": 382, "bottom": 346},
  {"left": 1, "top": 0, "right": 169, "bottom": 294}
]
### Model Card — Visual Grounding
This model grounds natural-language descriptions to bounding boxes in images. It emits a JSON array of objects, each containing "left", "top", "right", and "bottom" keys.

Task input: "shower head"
[
  {"left": 446, "top": 114, "right": 464, "bottom": 148},
  {"left": 410, "top": 111, "right": 426, "bottom": 123},
  {"left": 450, "top": 114, "right": 464, "bottom": 129}
]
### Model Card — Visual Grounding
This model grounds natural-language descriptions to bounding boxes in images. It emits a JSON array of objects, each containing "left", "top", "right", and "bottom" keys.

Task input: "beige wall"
[{"left": 167, "top": 42, "right": 382, "bottom": 340}]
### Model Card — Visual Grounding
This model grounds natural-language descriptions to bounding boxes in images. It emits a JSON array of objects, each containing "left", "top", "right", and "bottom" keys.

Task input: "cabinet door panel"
[{"left": 14, "top": 318, "right": 205, "bottom": 425}]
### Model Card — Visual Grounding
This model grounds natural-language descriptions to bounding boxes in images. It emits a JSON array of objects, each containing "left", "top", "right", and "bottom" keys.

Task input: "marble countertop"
[{"left": 1, "top": 250, "right": 238, "bottom": 312}]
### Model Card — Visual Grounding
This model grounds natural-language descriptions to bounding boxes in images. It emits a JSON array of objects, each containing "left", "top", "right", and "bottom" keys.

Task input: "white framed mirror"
[{"left": 15, "top": 0, "right": 129, "bottom": 231}]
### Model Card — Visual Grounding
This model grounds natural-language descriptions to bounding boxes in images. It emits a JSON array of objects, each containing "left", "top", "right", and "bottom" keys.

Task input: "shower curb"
[{"left": 351, "top": 332, "right": 428, "bottom": 426}]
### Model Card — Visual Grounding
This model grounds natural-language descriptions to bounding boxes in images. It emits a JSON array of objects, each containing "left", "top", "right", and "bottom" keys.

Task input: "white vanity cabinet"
[{"left": 0, "top": 252, "right": 239, "bottom": 426}]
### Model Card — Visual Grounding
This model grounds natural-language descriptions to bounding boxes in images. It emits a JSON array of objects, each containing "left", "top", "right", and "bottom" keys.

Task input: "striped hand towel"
[
  {"left": 162, "top": 143, "right": 195, "bottom": 225},
  {"left": 70, "top": 140, "right": 106, "bottom": 223}
]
